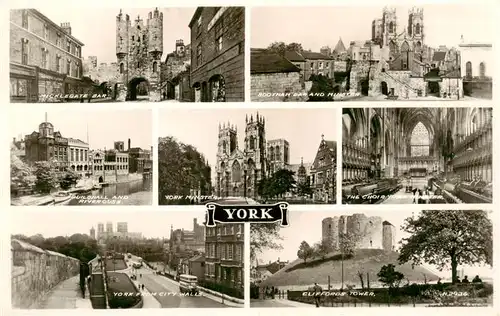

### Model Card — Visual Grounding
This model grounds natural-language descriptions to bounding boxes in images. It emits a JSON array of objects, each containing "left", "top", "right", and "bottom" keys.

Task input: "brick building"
[
  {"left": 189, "top": 7, "right": 245, "bottom": 102},
  {"left": 204, "top": 223, "right": 244, "bottom": 293},
  {"left": 310, "top": 136, "right": 336, "bottom": 203},
  {"left": 10, "top": 9, "right": 85, "bottom": 102},
  {"left": 24, "top": 114, "right": 90, "bottom": 178},
  {"left": 250, "top": 49, "right": 306, "bottom": 102}
]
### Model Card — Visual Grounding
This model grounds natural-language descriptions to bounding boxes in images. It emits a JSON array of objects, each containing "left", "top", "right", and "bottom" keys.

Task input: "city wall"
[
  {"left": 11, "top": 239, "right": 80, "bottom": 309},
  {"left": 251, "top": 72, "right": 307, "bottom": 102}
]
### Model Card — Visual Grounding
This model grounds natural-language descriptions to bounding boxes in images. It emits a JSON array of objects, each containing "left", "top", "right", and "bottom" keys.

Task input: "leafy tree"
[
  {"left": 297, "top": 241, "right": 314, "bottom": 263},
  {"left": 339, "top": 231, "right": 360, "bottom": 257},
  {"left": 377, "top": 264, "right": 404, "bottom": 289},
  {"left": 10, "top": 154, "right": 36, "bottom": 192},
  {"left": 296, "top": 181, "right": 313, "bottom": 197},
  {"left": 258, "top": 169, "right": 296, "bottom": 200},
  {"left": 250, "top": 223, "right": 283, "bottom": 262},
  {"left": 59, "top": 168, "right": 81, "bottom": 190},
  {"left": 33, "top": 161, "right": 59, "bottom": 194},
  {"left": 308, "top": 74, "right": 335, "bottom": 101},
  {"left": 286, "top": 42, "right": 303, "bottom": 53},
  {"left": 313, "top": 239, "right": 330, "bottom": 259},
  {"left": 267, "top": 41, "right": 286, "bottom": 56},
  {"left": 398, "top": 210, "right": 493, "bottom": 284},
  {"left": 158, "top": 136, "right": 211, "bottom": 205}
]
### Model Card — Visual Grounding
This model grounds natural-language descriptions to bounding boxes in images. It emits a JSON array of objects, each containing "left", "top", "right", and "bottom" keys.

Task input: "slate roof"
[
  {"left": 333, "top": 38, "right": 346, "bottom": 53},
  {"left": 300, "top": 51, "right": 333, "bottom": 60},
  {"left": 284, "top": 50, "right": 305, "bottom": 62},
  {"left": 251, "top": 49, "right": 301, "bottom": 74}
]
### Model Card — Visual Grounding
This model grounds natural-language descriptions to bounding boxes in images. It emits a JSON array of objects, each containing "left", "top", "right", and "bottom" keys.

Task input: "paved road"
[
  {"left": 135, "top": 266, "right": 229, "bottom": 308},
  {"left": 251, "top": 299, "right": 292, "bottom": 308}
]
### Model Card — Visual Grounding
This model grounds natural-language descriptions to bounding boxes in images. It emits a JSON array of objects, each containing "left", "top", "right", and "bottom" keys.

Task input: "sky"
[
  {"left": 251, "top": 5, "right": 494, "bottom": 51},
  {"left": 9, "top": 109, "right": 152, "bottom": 150},
  {"left": 158, "top": 108, "right": 337, "bottom": 173},
  {"left": 11, "top": 211, "right": 205, "bottom": 239},
  {"left": 31, "top": 7, "right": 196, "bottom": 64},
  {"left": 256, "top": 210, "right": 493, "bottom": 279}
]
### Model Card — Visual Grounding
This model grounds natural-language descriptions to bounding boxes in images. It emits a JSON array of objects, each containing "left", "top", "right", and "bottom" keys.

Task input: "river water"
[{"left": 67, "top": 178, "right": 152, "bottom": 206}]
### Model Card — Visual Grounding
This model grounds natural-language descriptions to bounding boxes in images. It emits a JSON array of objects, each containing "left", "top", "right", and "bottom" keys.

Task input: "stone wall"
[
  {"left": 333, "top": 61, "right": 348, "bottom": 72},
  {"left": 11, "top": 239, "right": 80, "bottom": 309},
  {"left": 322, "top": 214, "right": 393, "bottom": 252},
  {"left": 251, "top": 72, "right": 306, "bottom": 102}
]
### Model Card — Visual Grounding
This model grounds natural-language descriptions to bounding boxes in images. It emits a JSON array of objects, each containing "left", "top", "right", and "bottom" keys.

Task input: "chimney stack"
[
  {"left": 60, "top": 22, "right": 72, "bottom": 35},
  {"left": 128, "top": 138, "right": 131, "bottom": 150}
]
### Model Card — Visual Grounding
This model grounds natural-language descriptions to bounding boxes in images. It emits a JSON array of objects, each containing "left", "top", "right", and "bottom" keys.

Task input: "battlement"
[
  {"left": 149, "top": 8, "right": 163, "bottom": 20},
  {"left": 218, "top": 122, "right": 237, "bottom": 132},
  {"left": 176, "top": 39, "right": 185, "bottom": 46},
  {"left": 409, "top": 7, "right": 424, "bottom": 15},
  {"left": 246, "top": 112, "right": 265, "bottom": 125},
  {"left": 116, "top": 9, "right": 130, "bottom": 22},
  {"left": 382, "top": 6, "right": 396, "bottom": 15}
]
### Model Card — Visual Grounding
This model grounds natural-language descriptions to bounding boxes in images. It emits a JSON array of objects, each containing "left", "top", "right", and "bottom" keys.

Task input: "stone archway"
[
  {"left": 98, "top": 176, "right": 104, "bottom": 183},
  {"left": 128, "top": 77, "right": 149, "bottom": 101}
]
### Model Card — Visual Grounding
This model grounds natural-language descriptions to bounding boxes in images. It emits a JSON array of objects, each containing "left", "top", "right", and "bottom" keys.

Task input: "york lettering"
[{"left": 223, "top": 208, "right": 274, "bottom": 220}]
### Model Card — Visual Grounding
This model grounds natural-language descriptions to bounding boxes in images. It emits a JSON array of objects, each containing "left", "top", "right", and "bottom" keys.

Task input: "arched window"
[
  {"left": 120, "top": 63, "right": 124, "bottom": 74},
  {"left": 153, "top": 62, "right": 157, "bottom": 73},
  {"left": 466, "top": 61, "right": 472, "bottom": 78},
  {"left": 410, "top": 122, "right": 430, "bottom": 156},
  {"left": 250, "top": 136, "right": 255, "bottom": 150},
  {"left": 232, "top": 161, "right": 242, "bottom": 182},
  {"left": 389, "top": 21, "right": 394, "bottom": 33},
  {"left": 415, "top": 23, "right": 421, "bottom": 35},
  {"left": 479, "top": 62, "right": 486, "bottom": 78},
  {"left": 222, "top": 140, "right": 227, "bottom": 154},
  {"left": 269, "top": 146, "right": 274, "bottom": 160}
]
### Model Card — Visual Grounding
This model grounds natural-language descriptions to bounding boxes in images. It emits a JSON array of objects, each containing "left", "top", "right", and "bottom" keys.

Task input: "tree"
[
  {"left": 313, "top": 239, "right": 330, "bottom": 259},
  {"left": 398, "top": 210, "right": 493, "bottom": 284},
  {"left": 286, "top": 42, "right": 303, "bottom": 53},
  {"left": 10, "top": 154, "right": 36, "bottom": 192},
  {"left": 250, "top": 223, "right": 283, "bottom": 262},
  {"left": 158, "top": 136, "right": 211, "bottom": 205},
  {"left": 297, "top": 241, "right": 314, "bottom": 263},
  {"left": 308, "top": 74, "right": 335, "bottom": 101},
  {"left": 377, "top": 264, "right": 404, "bottom": 289},
  {"left": 258, "top": 169, "right": 296, "bottom": 200},
  {"left": 296, "top": 181, "right": 313, "bottom": 197},
  {"left": 33, "top": 161, "right": 59, "bottom": 193},
  {"left": 59, "top": 168, "right": 80, "bottom": 190},
  {"left": 339, "top": 231, "right": 360, "bottom": 257},
  {"left": 268, "top": 41, "right": 286, "bottom": 56}
]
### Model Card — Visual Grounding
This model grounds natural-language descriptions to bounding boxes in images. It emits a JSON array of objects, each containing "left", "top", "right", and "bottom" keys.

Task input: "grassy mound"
[{"left": 260, "top": 249, "right": 439, "bottom": 288}]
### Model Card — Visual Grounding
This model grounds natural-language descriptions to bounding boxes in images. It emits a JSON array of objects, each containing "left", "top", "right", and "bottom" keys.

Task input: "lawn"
[
  {"left": 259, "top": 249, "right": 439, "bottom": 288},
  {"left": 107, "top": 272, "right": 141, "bottom": 308},
  {"left": 104, "top": 258, "right": 127, "bottom": 271}
]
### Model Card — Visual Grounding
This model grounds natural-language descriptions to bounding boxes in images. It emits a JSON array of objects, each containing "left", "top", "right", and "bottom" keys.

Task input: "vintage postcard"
[
  {"left": 158, "top": 108, "right": 337, "bottom": 205},
  {"left": 250, "top": 210, "right": 493, "bottom": 308},
  {"left": 250, "top": 5, "right": 493, "bottom": 102},
  {"left": 341, "top": 107, "right": 492, "bottom": 204},
  {"left": 10, "top": 109, "right": 153, "bottom": 206},
  {"left": 11, "top": 211, "right": 244, "bottom": 309},
  {"left": 9, "top": 7, "right": 245, "bottom": 103}
]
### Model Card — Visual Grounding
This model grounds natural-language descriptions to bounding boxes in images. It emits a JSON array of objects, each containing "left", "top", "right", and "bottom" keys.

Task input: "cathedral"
[
  {"left": 215, "top": 113, "right": 333, "bottom": 202},
  {"left": 342, "top": 107, "right": 492, "bottom": 204},
  {"left": 346, "top": 7, "right": 462, "bottom": 99}
]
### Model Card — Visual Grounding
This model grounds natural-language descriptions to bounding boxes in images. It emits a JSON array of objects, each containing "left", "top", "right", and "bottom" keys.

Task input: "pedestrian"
[
  {"left": 313, "top": 283, "right": 322, "bottom": 307},
  {"left": 142, "top": 284, "right": 145, "bottom": 290}
]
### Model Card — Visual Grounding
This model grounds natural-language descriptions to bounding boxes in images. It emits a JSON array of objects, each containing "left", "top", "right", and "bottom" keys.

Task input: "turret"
[
  {"left": 147, "top": 8, "right": 163, "bottom": 55},
  {"left": 116, "top": 9, "right": 130, "bottom": 57}
]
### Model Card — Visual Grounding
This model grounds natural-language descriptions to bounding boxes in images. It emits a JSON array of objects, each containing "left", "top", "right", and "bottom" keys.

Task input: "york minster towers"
[
  {"left": 116, "top": 8, "right": 163, "bottom": 101},
  {"left": 372, "top": 7, "right": 425, "bottom": 56},
  {"left": 215, "top": 113, "right": 267, "bottom": 198}
]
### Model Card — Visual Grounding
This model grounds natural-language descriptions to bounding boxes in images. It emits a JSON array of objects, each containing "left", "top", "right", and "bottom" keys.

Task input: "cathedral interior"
[{"left": 342, "top": 107, "right": 492, "bottom": 204}]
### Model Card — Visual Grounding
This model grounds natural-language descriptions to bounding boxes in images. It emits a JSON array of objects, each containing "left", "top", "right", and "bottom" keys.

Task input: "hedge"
[{"left": 198, "top": 279, "right": 244, "bottom": 299}]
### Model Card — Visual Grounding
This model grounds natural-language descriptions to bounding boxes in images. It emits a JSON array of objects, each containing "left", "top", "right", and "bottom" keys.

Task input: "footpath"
[{"left": 37, "top": 275, "right": 92, "bottom": 309}]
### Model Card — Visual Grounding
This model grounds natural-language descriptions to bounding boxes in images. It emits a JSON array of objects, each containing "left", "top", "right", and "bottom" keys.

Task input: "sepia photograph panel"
[
  {"left": 10, "top": 109, "right": 153, "bottom": 206},
  {"left": 250, "top": 210, "right": 493, "bottom": 308},
  {"left": 342, "top": 107, "right": 492, "bottom": 204},
  {"left": 250, "top": 5, "right": 493, "bottom": 102},
  {"left": 10, "top": 7, "right": 245, "bottom": 103},
  {"left": 158, "top": 109, "right": 337, "bottom": 205},
  {"left": 11, "top": 211, "right": 244, "bottom": 309}
]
